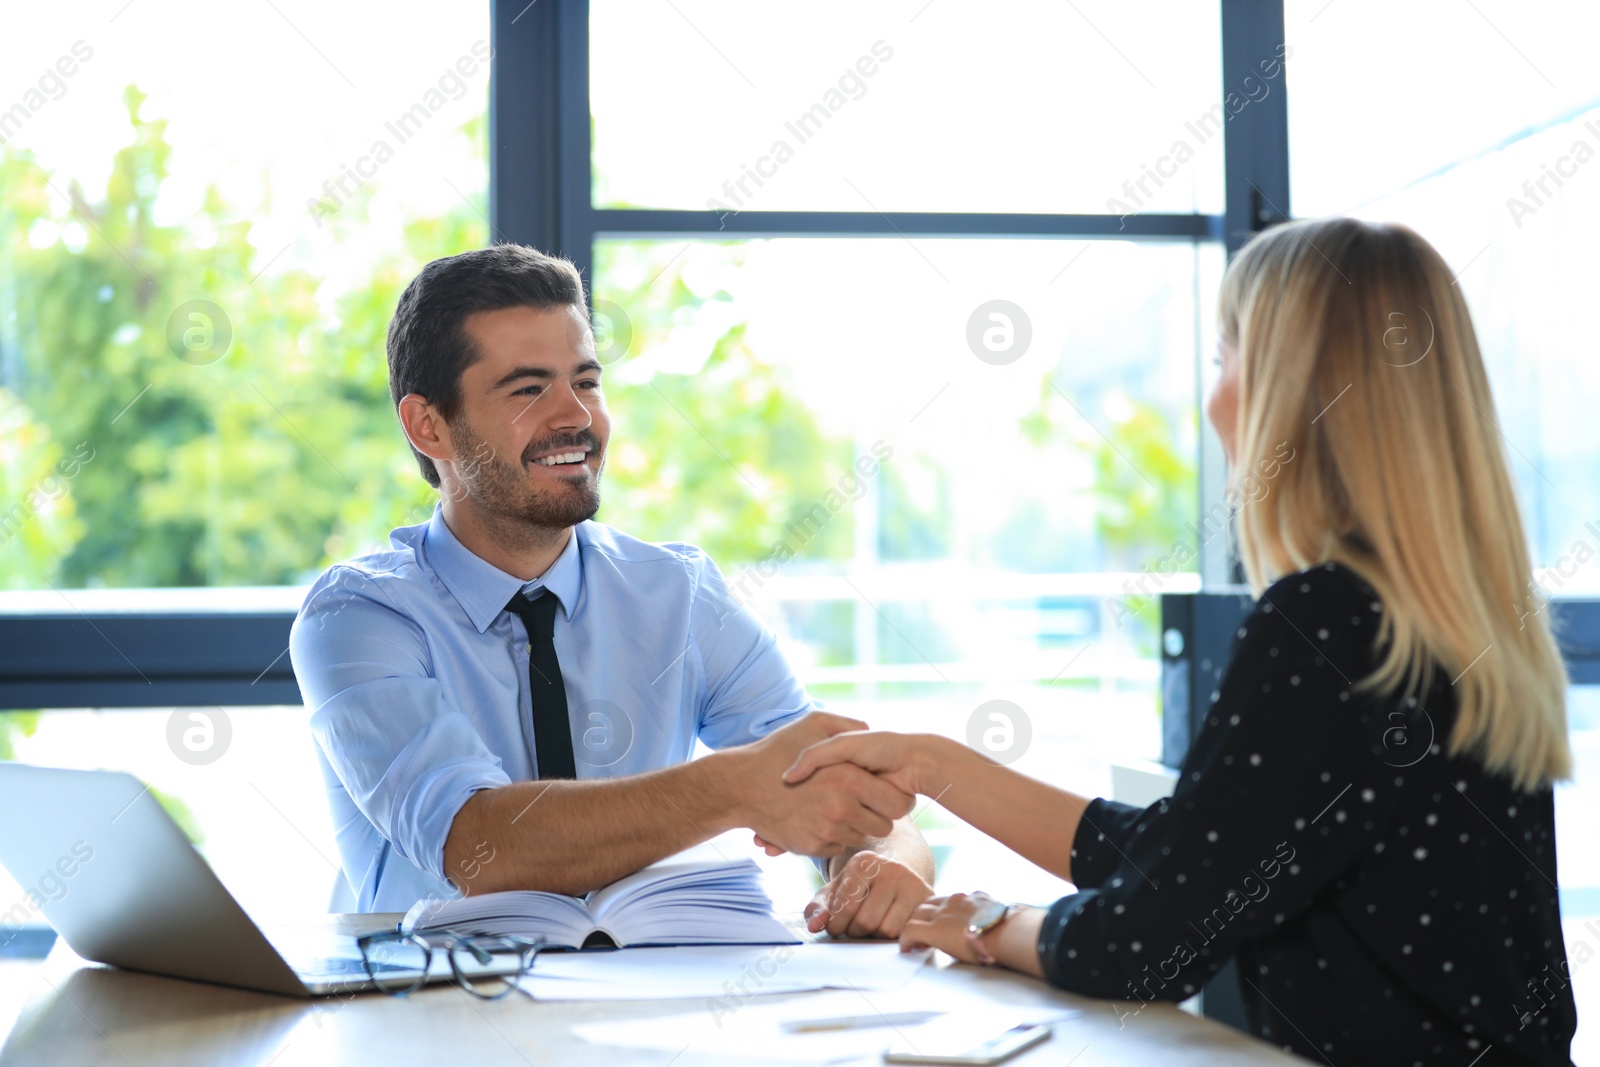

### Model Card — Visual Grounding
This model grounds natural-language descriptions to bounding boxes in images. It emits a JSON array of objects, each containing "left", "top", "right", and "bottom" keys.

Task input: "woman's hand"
[
  {"left": 783, "top": 730, "right": 946, "bottom": 798},
  {"left": 899, "top": 892, "right": 1047, "bottom": 977},
  {"left": 898, "top": 891, "right": 1000, "bottom": 964}
]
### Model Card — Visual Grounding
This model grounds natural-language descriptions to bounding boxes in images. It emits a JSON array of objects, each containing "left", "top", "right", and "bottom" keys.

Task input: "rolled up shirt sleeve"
[{"left": 290, "top": 568, "right": 512, "bottom": 885}]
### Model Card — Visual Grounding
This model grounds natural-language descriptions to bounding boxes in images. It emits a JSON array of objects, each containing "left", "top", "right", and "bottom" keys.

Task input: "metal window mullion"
[
  {"left": 1205, "top": 0, "right": 1291, "bottom": 592},
  {"left": 589, "top": 209, "right": 1221, "bottom": 241},
  {"left": 491, "top": 0, "right": 559, "bottom": 253},
  {"left": 1220, "top": 0, "right": 1291, "bottom": 255},
  {"left": 557, "top": 0, "right": 594, "bottom": 283}
]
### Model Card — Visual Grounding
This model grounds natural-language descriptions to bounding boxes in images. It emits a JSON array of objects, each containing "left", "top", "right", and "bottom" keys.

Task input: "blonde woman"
[{"left": 786, "top": 219, "right": 1577, "bottom": 1065}]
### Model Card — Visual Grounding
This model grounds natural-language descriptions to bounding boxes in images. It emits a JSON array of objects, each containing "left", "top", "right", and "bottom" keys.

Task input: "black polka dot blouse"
[{"left": 1036, "top": 563, "right": 1576, "bottom": 1066}]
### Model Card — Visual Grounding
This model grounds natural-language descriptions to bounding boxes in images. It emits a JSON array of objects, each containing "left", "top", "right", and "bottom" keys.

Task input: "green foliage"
[
  {"left": 1020, "top": 382, "right": 1197, "bottom": 653},
  {"left": 1, "top": 91, "right": 857, "bottom": 593},
  {"left": 0, "top": 390, "right": 84, "bottom": 587},
  {"left": 1, "top": 86, "right": 450, "bottom": 587},
  {"left": 0, "top": 389, "right": 72, "bottom": 761},
  {"left": 0, "top": 712, "right": 40, "bottom": 761},
  {"left": 591, "top": 242, "right": 853, "bottom": 566},
  {"left": 1086, "top": 403, "right": 1196, "bottom": 571},
  {"left": 1022, "top": 383, "right": 1196, "bottom": 572}
]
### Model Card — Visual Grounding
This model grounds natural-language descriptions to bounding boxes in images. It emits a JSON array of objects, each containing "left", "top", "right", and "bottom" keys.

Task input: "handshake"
[
  {"left": 717, "top": 711, "right": 951, "bottom": 939},
  {"left": 721, "top": 711, "right": 928, "bottom": 859}
]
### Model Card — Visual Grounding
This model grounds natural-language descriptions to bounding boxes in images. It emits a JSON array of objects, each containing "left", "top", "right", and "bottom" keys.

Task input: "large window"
[
  {"left": 592, "top": 234, "right": 1216, "bottom": 902},
  {"left": 575, "top": 0, "right": 1250, "bottom": 904},
  {"left": 0, "top": 1, "right": 493, "bottom": 916},
  {"left": 2, "top": 0, "right": 1258, "bottom": 918},
  {"left": 0, "top": 5, "right": 493, "bottom": 590}
]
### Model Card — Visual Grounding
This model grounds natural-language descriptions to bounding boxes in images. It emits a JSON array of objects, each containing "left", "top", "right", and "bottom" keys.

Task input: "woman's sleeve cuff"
[{"left": 1036, "top": 889, "right": 1099, "bottom": 987}]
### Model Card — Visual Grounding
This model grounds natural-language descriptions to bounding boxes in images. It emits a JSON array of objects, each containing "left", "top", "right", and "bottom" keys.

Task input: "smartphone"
[{"left": 882, "top": 1023, "right": 1051, "bottom": 1065}]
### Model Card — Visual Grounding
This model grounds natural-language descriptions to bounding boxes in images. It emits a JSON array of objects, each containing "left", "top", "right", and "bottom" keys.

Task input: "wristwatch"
[{"left": 963, "top": 896, "right": 1017, "bottom": 966}]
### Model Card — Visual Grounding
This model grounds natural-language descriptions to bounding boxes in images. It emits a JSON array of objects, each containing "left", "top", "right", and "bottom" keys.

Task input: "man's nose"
[{"left": 539, "top": 380, "right": 592, "bottom": 432}]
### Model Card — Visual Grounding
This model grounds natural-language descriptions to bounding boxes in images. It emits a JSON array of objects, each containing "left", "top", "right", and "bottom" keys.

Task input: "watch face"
[{"left": 967, "top": 899, "right": 1009, "bottom": 934}]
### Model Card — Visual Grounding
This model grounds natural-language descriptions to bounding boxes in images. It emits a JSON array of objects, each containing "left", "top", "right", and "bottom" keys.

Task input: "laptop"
[{"left": 0, "top": 762, "right": 520, "bottom": 997}]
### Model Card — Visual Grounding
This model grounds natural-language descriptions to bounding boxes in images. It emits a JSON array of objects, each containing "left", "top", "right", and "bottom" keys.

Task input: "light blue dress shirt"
[{"left": 290, "top": 507, "right": 813, "bottom": 911}]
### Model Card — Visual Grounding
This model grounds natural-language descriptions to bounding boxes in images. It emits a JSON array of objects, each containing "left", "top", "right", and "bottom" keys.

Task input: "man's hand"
[
  {"left": 806, "top": 849, "right": 933, "bottom": 939},
  {"left": 726, "top": 713, "right": 915, "bottom": 858}
]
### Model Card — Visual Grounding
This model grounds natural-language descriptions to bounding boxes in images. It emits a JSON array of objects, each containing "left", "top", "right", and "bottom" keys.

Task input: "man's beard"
[{"left": 448, "top": 415, "right": 602, "bottom": 531}]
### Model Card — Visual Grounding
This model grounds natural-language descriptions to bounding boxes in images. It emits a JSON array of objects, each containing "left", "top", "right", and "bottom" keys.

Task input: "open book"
[{"left": 400, "top": 857, "right": 803, "bottom": 950}]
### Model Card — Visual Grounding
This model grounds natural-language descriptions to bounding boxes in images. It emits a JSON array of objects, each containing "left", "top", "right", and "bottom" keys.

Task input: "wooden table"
[{"left": 0, "top": 915, "right": 1309, "bottom": 1066}]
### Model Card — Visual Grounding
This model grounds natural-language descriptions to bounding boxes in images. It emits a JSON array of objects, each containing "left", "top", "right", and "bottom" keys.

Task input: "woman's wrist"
[
  {"left": 912, "top": 734, "right": 965, "bottom": 798},
  {"left": 986, "top": 905, "right": 1047, "bottom": 978}
]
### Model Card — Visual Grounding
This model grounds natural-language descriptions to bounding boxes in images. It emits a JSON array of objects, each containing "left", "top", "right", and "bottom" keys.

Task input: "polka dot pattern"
[{"left": 1034, "top": 564, "right": 1575, "bottom": 1065}]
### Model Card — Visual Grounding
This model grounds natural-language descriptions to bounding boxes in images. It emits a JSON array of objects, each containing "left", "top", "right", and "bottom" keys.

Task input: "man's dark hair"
[{"left": 386, "top": 243, "right": 587, "bottom": 487}]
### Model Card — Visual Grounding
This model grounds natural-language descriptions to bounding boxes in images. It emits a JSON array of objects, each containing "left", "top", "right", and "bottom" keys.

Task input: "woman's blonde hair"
[{"left": 1218, "top": 217, "right": 1570, "bottom": 792}]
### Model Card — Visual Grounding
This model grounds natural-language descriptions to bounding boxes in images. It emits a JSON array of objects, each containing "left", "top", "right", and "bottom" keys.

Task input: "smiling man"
[{"left": 290, "top": 244, "right": 932, "bottom": 936}]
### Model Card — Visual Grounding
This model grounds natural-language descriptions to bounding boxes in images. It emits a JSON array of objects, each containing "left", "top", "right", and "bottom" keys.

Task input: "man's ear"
[{"left": 397, "top": 393, "right": 453, "bottom": 469}]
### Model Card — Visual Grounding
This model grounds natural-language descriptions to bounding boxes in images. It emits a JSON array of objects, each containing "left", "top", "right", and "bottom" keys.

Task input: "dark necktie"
[{"left": 503, "top": 591, "right": 577, "bottom": 779}]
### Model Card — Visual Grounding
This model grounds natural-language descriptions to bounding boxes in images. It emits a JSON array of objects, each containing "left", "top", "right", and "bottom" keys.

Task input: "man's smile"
[
  {"left": 523, "top": 439, "right": 599, "bottom": 479},
  {"left": 530, "top": 447, "right": 591, "bottom": 468}
]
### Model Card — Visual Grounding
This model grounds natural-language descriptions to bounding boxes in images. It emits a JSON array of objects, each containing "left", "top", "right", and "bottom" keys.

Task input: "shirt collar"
[{"left": 421, "top": 507, "right": 583, "bottom": 633}]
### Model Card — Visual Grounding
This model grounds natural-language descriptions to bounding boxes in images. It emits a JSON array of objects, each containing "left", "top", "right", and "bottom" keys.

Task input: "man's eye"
[
  {"left": 577, "top": 379, "right": 600, "bottom": 390},
  {"left": 515, "top": 385, "right": 542, "bottom": 396}
]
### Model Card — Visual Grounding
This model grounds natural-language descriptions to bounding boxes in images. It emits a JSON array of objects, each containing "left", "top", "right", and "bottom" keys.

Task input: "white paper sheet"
[
  {"left": 568, "top": 987, "right": 1081, "bottom": 1064},
  {"left": 518, "top": 942, "right": 930, "bottom": 1002}
]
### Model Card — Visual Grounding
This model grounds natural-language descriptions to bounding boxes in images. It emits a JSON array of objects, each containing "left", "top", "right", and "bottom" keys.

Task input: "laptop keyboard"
[{"left": 295, "top": 956, "right": 411, "bottom": 978}]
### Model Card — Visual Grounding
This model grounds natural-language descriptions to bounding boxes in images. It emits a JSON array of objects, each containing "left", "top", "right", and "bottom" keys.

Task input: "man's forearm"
[
  {"left": 442, "top": 711, "right": 910, "bottom": 897},
  {"left": 443, "top": 752, "right": 743, "bottom": 896}
]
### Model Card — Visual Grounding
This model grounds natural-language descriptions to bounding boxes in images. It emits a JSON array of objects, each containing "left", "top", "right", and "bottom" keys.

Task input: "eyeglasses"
[{"left": 355, "top": 930, "right": 543, "bottom": 999}]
